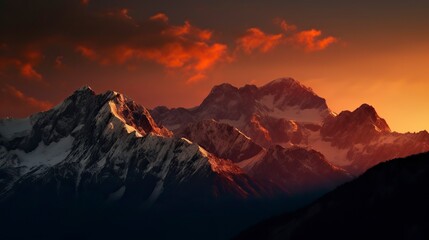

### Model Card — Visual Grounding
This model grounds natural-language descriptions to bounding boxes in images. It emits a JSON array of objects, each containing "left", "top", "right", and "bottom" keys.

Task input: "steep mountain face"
[
  {"left": 0, "top": 87, "right": 264, "bottom": 207},
  {"left": 321, "top": 103, "right": 391, "bottom": 147},
  {"left": 151, "top": 78, "right": 429, "bottom": 175},
  {"left": 235, "top": 152, "right": 429, "bottom": 240}
]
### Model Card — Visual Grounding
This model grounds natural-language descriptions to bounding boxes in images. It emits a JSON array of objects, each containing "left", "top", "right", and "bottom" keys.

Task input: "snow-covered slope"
[
  {"left": 0, "top": 87, "right": 265, "bottom": 205},
  {"left": 177, "top": 119, "right": 264, "bottom": 163}
]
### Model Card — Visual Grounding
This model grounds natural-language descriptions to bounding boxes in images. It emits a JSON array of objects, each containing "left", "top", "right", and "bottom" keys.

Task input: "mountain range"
[
  {"left": 152, "top": 78, "right": 429, "bottom": 175},
  {"left": 1, "top": 77, "right": 428, "bottom": 239}
]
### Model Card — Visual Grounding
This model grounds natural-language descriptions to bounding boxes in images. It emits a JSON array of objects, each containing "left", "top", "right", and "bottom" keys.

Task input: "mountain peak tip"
[
  {"left": 76, "top": 85, "right": 93, "bottom": 92},
  {"left": 355, "top": 103, "right": 377, "bottom": 114},
  {"left": 270, "top": 77, "right": 297, "bottom": 84},
  {"left": 210, "top": 83, "right": 238, "bottom": 93}
]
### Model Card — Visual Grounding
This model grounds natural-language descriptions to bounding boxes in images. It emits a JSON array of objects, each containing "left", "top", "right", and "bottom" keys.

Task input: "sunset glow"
[{"left": 1, "top": 0, "right": 428, "bottom": 133}]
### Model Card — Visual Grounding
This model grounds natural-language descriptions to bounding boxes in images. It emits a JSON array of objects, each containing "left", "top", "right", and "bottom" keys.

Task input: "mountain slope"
[
  {"left": 236, "top": 152, "right": 429, "bottom": 240},
  {"left": 246, "top": 145, "right": 350, "bottom": 194},
  {"left": 0, "top": 87, "right": 264, "bottom": 205},
  {"left": 176, "top": 118, "right": 350, "bottom": 194}
]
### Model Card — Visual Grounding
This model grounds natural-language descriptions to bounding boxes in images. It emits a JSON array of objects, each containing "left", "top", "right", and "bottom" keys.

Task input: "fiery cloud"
[
  {"left": 274, "top": 18, "right": 297, "bottom": 32},
  {"left": 0, "top": 2, "right": 228, "bottom": 84},
  {"left": 0, "top": 50, "right": 43, "bottom": 81},
  {"left": 73, "top": 14, "right": 227, "bottom": 77},
  {"left": 186, "top": 73, "right": 207, "bottom": 84},
  {"left": 150, "top": 13, "right": 169, "bottom": 22},
  {"left": 294, "top": 29, "right": 337, "bottom": 52},
  {"left": 236, "top": 19, "right": 337, "bottom": 54},
  {"left": 0, "top": 1, "right": 337, "bottom": 92},
  {"left": 76, "top": 46, "right": 98, "bottom": 61},
  {"left": 20, "top": 63, "right": 42, "bottom": 80},
  {"left": 236, "top": 28, "right": 283, "bottom": 54}
]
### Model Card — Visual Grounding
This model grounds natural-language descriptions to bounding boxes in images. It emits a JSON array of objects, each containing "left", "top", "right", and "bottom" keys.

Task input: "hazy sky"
[{"left": 1, "top": 0, "right": 429, "bottom": 132}]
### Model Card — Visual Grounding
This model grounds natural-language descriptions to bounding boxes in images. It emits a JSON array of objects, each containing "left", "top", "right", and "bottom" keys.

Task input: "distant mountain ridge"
[{"left": 151, "top": 77, "right": 429, "bottom": 175}]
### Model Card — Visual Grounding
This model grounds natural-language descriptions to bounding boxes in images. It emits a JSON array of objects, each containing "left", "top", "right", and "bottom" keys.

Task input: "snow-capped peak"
[{"left": 265, "top": 77, "right": 301, "bottom": 87}]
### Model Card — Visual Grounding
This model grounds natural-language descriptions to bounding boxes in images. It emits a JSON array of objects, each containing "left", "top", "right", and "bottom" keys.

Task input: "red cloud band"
[
  {"left": 236, "top": 28, "right": 283, "bottom": 54},
  {"left": 236, "top": 19, "right": 338, "bottom": 54},
  {"left": 74, "top": 13, "right": 227, "bottom": 82}
]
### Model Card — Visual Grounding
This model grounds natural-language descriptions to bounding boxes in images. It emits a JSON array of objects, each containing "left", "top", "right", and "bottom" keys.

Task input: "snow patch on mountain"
[
  {"left": 258, "top": 94, "right": 328, "bottom": 123},
  {"left": 12, "top": 135, "right": 74, "bottom": 173},
  {"left": 306, "top": 130, "right": 350, "bottom": 167},
  {"left": 237, "top": 150, "right": 267, "bottom": 171}
]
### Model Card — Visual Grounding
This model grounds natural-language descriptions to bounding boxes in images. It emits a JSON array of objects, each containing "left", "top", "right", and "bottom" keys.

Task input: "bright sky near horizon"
[{"left": 1, "top": 0, "right": 428, "bottom": 133}]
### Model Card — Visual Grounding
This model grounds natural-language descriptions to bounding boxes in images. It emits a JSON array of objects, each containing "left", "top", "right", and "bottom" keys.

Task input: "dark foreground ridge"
[{"left": 235, "top": 151, "right": 429, "bottom": 240}]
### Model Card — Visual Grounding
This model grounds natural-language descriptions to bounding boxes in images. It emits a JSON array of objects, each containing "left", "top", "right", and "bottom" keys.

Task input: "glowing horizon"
[{"left": 1, "top": 0, "right": 428, "bottom": 133}]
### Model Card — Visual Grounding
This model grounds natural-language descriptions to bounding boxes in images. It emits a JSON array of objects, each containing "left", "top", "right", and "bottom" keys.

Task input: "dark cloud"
[
  {"left": 235, "top": 19, "right": 338, "bottom": 54},
  {"left": 0, "top": 0, "right": 227, "bottom": 84}
]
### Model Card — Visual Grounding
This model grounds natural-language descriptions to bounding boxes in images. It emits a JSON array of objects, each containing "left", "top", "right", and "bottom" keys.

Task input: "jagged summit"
[
  {"left": 350, "top": 103, "right": 391, "bottom": 133},
  {"left": 321, "top": 103, "right": 391, "bottom": 148},
  {"left": 354, "top": 103, "right": 378, "bottom": 117},
  {"left": 29, "top": 86, "right": 172, "bottom": 146}
]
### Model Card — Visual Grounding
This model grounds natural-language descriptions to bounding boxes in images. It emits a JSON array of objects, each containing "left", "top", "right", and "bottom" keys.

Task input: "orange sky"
[{"left": 1, "top": 0, "right": 428, "bottom": 133}]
